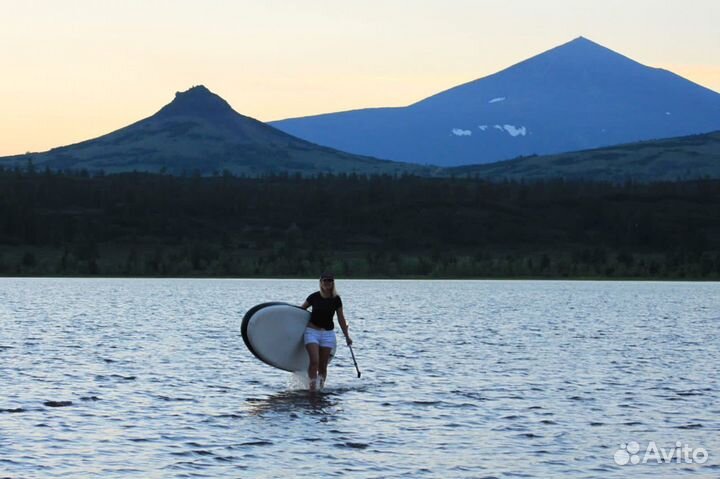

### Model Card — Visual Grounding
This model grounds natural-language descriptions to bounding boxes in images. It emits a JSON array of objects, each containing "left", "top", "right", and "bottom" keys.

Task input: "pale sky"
[{"left": 2, "top": 0, "right": 719, "bottom": 156}]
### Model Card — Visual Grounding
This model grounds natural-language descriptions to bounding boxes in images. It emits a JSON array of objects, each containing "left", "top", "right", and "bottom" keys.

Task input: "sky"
[{"left": 2, "top": 0, "right": 719, "bottom": 156}]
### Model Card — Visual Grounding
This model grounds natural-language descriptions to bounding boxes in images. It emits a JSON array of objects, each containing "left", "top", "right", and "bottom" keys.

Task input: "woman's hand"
[{"left": 345, "top": 335, "right": 353, "bottom": 346}]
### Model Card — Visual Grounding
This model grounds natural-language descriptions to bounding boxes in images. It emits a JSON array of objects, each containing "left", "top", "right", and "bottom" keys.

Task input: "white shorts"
[{"left": 304, "top": 328, "right": 336, "bottom": 349}]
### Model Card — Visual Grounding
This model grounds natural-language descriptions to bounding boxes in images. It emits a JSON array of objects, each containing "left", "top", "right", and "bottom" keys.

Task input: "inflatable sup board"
[{"left": 241, "top": 302, "right": 335, "bottom": 372}]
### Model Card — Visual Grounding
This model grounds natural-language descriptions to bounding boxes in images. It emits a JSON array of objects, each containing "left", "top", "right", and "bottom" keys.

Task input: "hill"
[
  {"left": 0, "top": 86, "right": 427, "bottom": 176},
  {"left": 449, "top": 130, "right": 720, "bottom": 182}
]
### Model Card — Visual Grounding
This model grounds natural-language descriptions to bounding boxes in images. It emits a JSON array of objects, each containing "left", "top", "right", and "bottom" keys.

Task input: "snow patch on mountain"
[
  {"left": 502, "top": 125, "right": 527, "bottom": 137},
  {"left": 479, "top": 124, "right": 527, "bottom": 137},
  {"left": 452, "top": 128, "right": 472, "bottom": 136}
]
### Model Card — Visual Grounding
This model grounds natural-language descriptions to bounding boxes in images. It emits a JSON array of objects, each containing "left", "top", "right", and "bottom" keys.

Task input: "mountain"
[
  {"left": 270, "top": 37, "right": 720, "bottom": 167},
  {"left": 1, "top": 86, "right": 427, "bottom": 176},
  {"left": 447, "top": 130, "right": 720, "bottom": 182}
]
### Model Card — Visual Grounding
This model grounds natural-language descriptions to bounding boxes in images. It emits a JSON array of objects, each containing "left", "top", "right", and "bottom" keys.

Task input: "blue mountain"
[{"left": 271, "top": 37, "right": 720, "bottom": 166}]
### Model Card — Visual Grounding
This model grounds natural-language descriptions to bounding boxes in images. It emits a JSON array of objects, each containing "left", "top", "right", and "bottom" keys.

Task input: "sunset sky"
[{"left": 2, "top": 0, "right": 719, "bottom": 156}]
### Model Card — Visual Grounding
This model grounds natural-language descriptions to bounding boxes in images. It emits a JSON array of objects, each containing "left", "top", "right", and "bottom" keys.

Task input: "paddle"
[{"left": 347, "top": 343, "right": 361, "bottom": 378}]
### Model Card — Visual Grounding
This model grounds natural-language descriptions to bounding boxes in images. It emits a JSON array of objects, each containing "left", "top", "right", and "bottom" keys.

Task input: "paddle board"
[{"left": 241, "top": 302, "right": 335, "bottom": 372}]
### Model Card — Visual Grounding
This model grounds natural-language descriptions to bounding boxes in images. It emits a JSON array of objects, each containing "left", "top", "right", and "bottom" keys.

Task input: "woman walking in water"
[{"left": 300, "top": 272, "right": 352, "bottom": 391}]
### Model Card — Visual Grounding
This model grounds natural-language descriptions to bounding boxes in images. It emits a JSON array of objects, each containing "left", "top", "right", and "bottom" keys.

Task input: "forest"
[{"left": 1, "top": 166, "right": 719, "bottom": 279}]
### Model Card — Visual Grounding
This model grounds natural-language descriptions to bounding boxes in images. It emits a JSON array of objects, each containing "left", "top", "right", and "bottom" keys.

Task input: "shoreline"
[{"left": 1, "top": 274, "right": 718, "bottom": 282}]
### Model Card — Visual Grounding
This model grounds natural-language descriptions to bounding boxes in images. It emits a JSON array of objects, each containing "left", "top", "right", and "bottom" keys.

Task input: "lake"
[{"left": 1, "top": 278, "right": 719, "bottom": 478}]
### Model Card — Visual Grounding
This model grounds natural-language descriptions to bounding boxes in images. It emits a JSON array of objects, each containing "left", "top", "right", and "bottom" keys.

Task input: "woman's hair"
[{"left": 319, "top": 279, "right": 338, "bottom": 298}]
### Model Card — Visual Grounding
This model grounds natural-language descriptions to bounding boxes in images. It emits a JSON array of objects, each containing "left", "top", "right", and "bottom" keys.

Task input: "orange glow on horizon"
[{"left": 1, "top": 0, "right": 718, "bottom": 156}]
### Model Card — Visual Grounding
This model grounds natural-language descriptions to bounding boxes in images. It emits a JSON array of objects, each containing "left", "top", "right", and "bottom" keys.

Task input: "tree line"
[{"left": 0, "top": 167, "right": 719, "bottom": 279}]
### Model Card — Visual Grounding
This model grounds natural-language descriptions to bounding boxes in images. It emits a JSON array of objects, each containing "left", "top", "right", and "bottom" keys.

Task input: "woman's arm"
[
  {"left": 300, "top": 300, "right": 310, "bottom": 310},
  {"left": 337, "top": 307, "right": 352, "bottom": 345}
]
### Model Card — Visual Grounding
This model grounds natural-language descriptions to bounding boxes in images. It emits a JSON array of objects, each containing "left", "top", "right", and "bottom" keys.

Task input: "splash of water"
[
  {"left": 288, "top": 372, "right": 328, "bottom": 392},
  {"left": 288, "top": 372, "right": 310, "bottom": 390}
]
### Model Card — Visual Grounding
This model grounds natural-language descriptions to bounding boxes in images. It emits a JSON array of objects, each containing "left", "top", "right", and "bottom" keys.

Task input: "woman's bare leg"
[
  {"left": 318, "top": 347, "right": 332, "bottom": 390},
  {"left": 306, "top": 343, "right": 320, "bottom": 391}
]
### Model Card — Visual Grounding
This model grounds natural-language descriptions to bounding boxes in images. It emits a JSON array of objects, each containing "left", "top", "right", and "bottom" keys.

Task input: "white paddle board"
[{"left": 241, "top": 302, "right": 336, "bottom": 372}]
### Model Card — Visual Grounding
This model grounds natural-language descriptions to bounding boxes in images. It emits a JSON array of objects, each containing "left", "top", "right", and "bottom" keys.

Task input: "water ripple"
[{"left": 1, "top": 278, "right": 719, "bottom": 478}]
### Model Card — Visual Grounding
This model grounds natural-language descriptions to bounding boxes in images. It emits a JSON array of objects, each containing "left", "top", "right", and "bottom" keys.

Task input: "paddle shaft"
[{"left": 348, "top": 343, "right": 361, "bottom": 378}]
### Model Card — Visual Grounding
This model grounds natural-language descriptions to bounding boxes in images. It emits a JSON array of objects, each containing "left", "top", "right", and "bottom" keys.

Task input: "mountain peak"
[
  {"left": 530, "top": 36, "right": 636, "bottom": 68},
  {"left": 156, "top": 85, "right": 237, "bottom": 119},
  {"left": 561, "top": 36, "right": 616, "bottom": 53},
  {"left": 410, "top": 36, "right": 638, "bottom": 110},
  {"left": 568, "top": 36, "right": 598, "bottom": 46}
]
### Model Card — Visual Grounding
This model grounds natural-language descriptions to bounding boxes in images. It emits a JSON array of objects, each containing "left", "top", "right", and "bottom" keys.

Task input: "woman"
[{"left": 300, "top": 272, "right": 352, "bottom": 391}]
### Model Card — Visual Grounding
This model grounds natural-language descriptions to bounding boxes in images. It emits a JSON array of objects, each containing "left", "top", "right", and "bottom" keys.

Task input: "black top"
[{"left": 306, "top": 292, "right": 342, "bottom": 330}]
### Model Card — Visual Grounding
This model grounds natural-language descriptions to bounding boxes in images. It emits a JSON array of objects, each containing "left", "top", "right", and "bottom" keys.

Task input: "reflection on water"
[
  {"left": 1, "top": 278, "right": 719, "bottom": 478},
  {"left": 245, "top": 390, "right": 339, "bottom": 416}
]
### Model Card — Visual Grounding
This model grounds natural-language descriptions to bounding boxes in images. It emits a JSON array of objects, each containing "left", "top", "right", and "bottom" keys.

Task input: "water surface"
[{"left": 1, "top": 279, "right": 719, "bottom": 478}]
